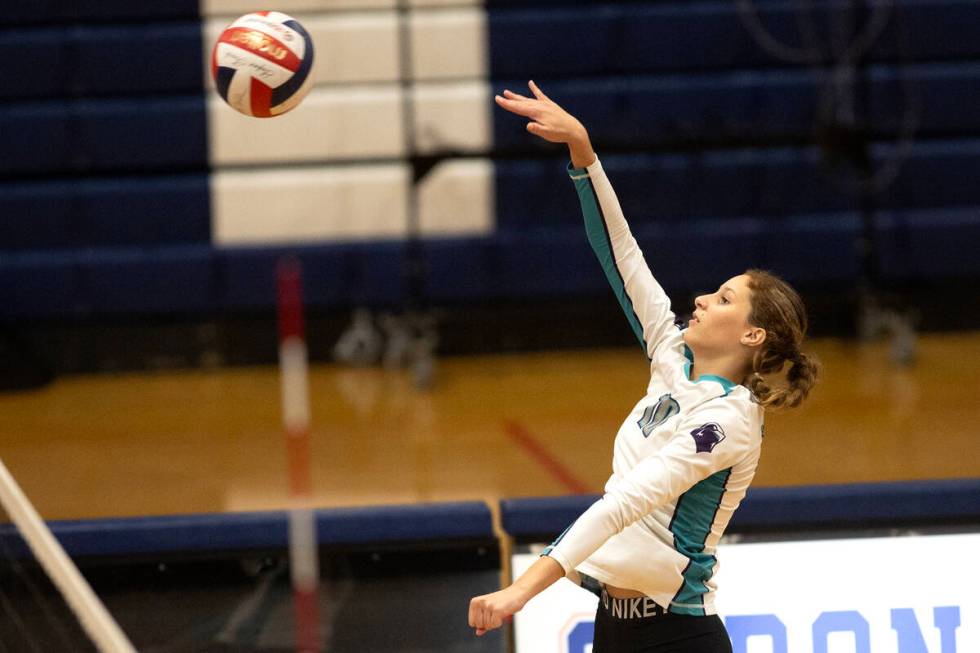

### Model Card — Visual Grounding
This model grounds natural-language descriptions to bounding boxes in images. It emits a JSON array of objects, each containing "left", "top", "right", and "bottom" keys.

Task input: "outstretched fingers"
[
  {"left": 502, "top": 89, "right": 530, "bottom": 101},
  {"left": 494, "top": 93, "right": 538, "bottom": 118},
  {"left": 528, "top": 80, "right": 550, "bottom": 101}
]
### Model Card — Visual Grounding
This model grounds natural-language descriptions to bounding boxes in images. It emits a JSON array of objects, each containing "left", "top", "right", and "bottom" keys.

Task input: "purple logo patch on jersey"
[{"left": 690, "top": 422, "right": 726, "bottom": 453}]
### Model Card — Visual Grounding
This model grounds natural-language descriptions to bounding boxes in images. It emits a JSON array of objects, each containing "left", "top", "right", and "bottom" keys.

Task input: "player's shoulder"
[
  {"left": 650, "top": 322, "right": 689, "bottom": 364},
  {"left": 687, "top": 387, "right": 764, "bottom": 443}
]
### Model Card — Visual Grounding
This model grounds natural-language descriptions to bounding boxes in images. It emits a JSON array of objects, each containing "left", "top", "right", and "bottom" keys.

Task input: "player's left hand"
[{"left": 468, "top": 586, "right": 524, "bottom": 636}]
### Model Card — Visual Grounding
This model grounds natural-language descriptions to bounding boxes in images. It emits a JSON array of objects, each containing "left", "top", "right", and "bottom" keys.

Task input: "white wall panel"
[
  {"left": 410, "top": 8, "right": 487, "bottom": 80},
  {"left": 203, "top": 1, "right": 481, "bottom": 15},
  {"left": 418, "top": 159, "right": 494, "bottom": 236},
  {"left": 204, "top": 13, "right": 400, "bottom": 86},
  {"left": 212, "top": 165, "right": 409, "bottom": 245},
  {"left": 203, "top": 0, "right": 396, "bottom": 16},
  {"left": 209, "top": 86, "right": 404, "bottom": 165},
  {"left": 413, "top": 81, "right": 491, "bottom": 154}
]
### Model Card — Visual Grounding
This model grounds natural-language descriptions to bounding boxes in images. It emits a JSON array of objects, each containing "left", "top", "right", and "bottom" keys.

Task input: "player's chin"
[{"left": 681, "top": 327, "right": 696, "bottom": 345}]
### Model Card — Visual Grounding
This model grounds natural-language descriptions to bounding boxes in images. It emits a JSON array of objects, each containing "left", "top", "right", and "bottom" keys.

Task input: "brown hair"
[{"left": 743, "top": 269, "right": 820, "bottom": 410}]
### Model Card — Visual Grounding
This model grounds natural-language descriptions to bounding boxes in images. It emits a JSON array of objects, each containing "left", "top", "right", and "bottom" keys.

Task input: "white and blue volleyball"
[{"left": 211, "top": 12, "right": 314, "bottom": 118}]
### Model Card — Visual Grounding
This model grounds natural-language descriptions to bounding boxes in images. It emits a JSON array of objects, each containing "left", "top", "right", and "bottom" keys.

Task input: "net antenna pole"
[
  {"left": 0, "top": 459, "right": 136, "bottom": 653},
  {"left": 277, "top": 257, "right": 321, "bottom": 653}
]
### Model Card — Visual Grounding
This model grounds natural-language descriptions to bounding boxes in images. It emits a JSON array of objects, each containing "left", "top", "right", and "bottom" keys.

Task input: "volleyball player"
[{"left": 468, "top": 81, "right": 820, "bottom": 652}]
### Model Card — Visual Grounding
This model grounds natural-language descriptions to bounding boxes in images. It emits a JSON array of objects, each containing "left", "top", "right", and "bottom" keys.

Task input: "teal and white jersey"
[{"left": 543, "top": 156, "right": 765, "bottom": 617}]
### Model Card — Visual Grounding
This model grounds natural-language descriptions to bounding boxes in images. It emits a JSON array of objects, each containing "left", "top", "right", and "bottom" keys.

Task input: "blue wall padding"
[
  {"left": 493, "top": 64, "right": 980, "bottom": 153},
  {"left": 875, "top": 207, "right": 980, "bottom": 280},
  {"left": 80, "top": 246, "right": 215, "bottom": 315},
  {"left": 500, "top": 479, "right": 980, "bottom": 540},
  {"left": 0, "top": 175, "right": 210, "bottom": 250},
  {"left": 0, "top": 252, "right": 81, "bottom": 318},
  {"left": 0, "top": 24, "right": 204, "bottom": 100},
  {"left": 0, "top": 1, "right": 199, "bottom": 25},
  {"left": 487, "top": 1, "right": 980, "bottom": 77},
  {"left": 729, "top": 479, "right": 980, "bottom": 530},
  {"left": 1, "top": 97, "right": 207, "bottom": 175},
  {"left": 495, "top": 142, "right": 980, "bottom": 234},
  {"left": 493, "top": 71, "right": 820, "bottom": 152},
  {"left": 0, "top": 502, "right": 494, "bottom": 558},
  {"left": 870, "top": 63, "right": 980, "bottom": 137},
  {"left": 217, "top": 246, "right": 350, "bottom": 310},
  {"left": 501, "top": 495, "right": 597, "bottom": 540},
  {"left": 0, "top": 29, "right": 67, "bottom": 99},
  {"left": 495, "top": 151, "right": 854, "bottom": 230},
  {"left": 312, "top": 502, "right": 495, "bottom": 545},
  {"left": 422, "top": 238, "right": 496, "bottom": 303},
  {"left": 216, "top": 242, "right": 408, "bottom": 311},
  {"left": 872, "top": 140, "right": 980, "bottom": 210}
]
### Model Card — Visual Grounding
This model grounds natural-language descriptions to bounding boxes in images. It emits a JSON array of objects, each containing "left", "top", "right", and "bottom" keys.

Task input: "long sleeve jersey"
[{"left": 543, "top": 156, "right": 765, "bottom": 617}]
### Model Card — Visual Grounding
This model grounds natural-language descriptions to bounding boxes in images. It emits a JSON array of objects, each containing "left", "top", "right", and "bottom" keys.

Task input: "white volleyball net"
[{"left": 0, "top": 459, "right": 135, "bottom": 653}]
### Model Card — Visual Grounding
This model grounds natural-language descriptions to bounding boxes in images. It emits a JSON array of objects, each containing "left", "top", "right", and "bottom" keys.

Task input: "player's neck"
[{"left": 688, "top": 354, "right": 745, "bottom": 386}]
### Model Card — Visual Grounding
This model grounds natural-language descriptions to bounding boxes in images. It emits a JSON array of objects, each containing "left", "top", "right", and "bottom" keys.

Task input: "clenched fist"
[{"left": 468, "top": 586, "right": 525, "bottom": 636}]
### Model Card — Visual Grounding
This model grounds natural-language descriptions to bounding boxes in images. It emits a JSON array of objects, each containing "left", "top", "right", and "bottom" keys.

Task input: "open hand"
[
  {"left": 494, "top": 81, "right": 596, "bottom": 168},
  {"left": 494, "top": 80, "right": 588, "bottom": 145}
]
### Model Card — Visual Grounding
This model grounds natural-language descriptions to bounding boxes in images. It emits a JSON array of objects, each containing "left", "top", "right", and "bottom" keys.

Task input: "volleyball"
[{"left": 211, "top": 11, "right": 314, "bottom": 118}]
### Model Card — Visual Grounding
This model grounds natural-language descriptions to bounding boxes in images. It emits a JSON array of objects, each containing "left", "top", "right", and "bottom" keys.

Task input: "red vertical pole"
[{"left": 277, "top": 257, "right": 320, "bottom": 653}]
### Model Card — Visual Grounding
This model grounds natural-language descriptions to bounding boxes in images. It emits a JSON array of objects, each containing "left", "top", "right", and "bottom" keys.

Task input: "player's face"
[{"left": 683, "top": 274, "right": 759, "bottom": 355}]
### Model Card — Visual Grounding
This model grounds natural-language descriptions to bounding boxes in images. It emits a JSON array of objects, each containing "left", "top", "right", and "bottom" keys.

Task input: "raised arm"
[{"left": 495, "top": 82, "right": 677, "bottom": 359}]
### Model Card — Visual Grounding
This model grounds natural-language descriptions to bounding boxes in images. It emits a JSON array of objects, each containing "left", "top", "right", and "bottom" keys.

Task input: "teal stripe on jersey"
[
  {"left": 668, "top": 468, "right": 732, "bottom": 615},
  {"left": 571, "top": 166, "right": 648, "bottom": 354},
  {"left": 541, "top": 519, "right": 576, "bottom": 558}
]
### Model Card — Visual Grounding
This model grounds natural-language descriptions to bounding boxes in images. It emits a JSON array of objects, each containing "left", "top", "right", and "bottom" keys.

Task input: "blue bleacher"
[
  {"left": 487, "top": 1, "right": 980, "bottom": 77},
  {"left": 0, "top": 175, "right": 210, "bottom": 250},
  {"left": 1, "top": 96, "right": 207, "bottom": 175},
  {"left": 0, "top": 24, "right": 204, "bottom": 100},
  {"left": 80, "top": 246, "right": 215, "bottom": 315},
  {"left": 216, "top": 242, "right": 409, "bottom": 312},
  {"left": 0, "top": 1, "right": 198, "bottom": 25},
  {"left": 876, "top": 207, "right": 980, "bottom": 281},
  {"left": 1, "top": 0, "right": 979, "bottom": 321},
  {"left": 494, "top": 63, "right": 980, "bottom": 153}
]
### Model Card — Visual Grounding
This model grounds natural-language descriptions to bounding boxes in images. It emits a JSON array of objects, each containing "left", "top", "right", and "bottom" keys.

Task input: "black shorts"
[{"left": 592, "top": 589, "right": 733, "bottom": 653}]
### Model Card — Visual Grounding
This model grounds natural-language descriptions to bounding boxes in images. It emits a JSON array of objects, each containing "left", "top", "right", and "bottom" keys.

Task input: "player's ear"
[{"left": 741, "top": 326, "right": 766, "bottom": 348}]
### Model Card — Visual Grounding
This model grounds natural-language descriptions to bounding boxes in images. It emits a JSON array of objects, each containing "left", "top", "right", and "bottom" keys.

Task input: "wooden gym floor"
[{"left": 2, "top": 332, "right": 979, "bottom": 522}]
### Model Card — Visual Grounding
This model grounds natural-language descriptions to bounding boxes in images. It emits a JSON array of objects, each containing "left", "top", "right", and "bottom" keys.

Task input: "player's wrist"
[{"left": 568, "top": 129, "right": 596, "bottom": 169}]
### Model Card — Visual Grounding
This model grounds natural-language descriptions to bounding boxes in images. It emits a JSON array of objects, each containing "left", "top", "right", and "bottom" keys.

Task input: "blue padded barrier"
[
  {"left": 1, "top": 96, "right": 207, "bottom": 175},
  {"left": 216, "top": 245, "right": 350, "bottom": 311},
  {"left": 729, "top": 479, "right": 980, "bottom": 531},
  {"left": 0, "top": 183, "right": 73, "bottom": 250},
  {"left": 79, "top": 245, "right": 215, "bottom": 315},
  {"left": 216, "top": 241, "right": 408, "bottom": 311},
  {"left": 875, "top": 207, "right": 980, "bottom": 280},
  {"left": 0, "top": 251, "right": 80, "bottom": 319},
  {"left": 0, "top": 501, "right": 494, "bottom": 559},
  {"left": 421, "top": 237, "right": 496, "bottom": 303},
  {"left": 0, "top": 24, "right": 204, "bottom": 100},
  {"left": 494, "top": 71, "right": 820, "bottom": 152},
  {"left": 500, "top": 494, "right": 597, "bottom": 542},
  {"left": 872, "top": 140, "right": 980, "bottom": 211},
  {"left": 493, "top": 64, "right": 980, "bottom": 152},
  {"left": 488, "top": 1, "right": 980, "bottom": 76},
  {"left": 0, "top": 1, "right": 199, "bottom": 25},
  {"left": 0, "top": 175, "right": 210, "bottom": 250},
  {"left": 495, "top": 141, "right": 980, "bottom": 231},
  {"left": 494, "top": 151, "right": 855, "bottom": 230},
  {"left": 870, "top": 63, "right": 980, "bottom": 138},
  {"left": 500, "top": 478, "right": 980, "bottom": 541},
  {"left": 0, "top": 29, "right": 67, "bottom": 99}
]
